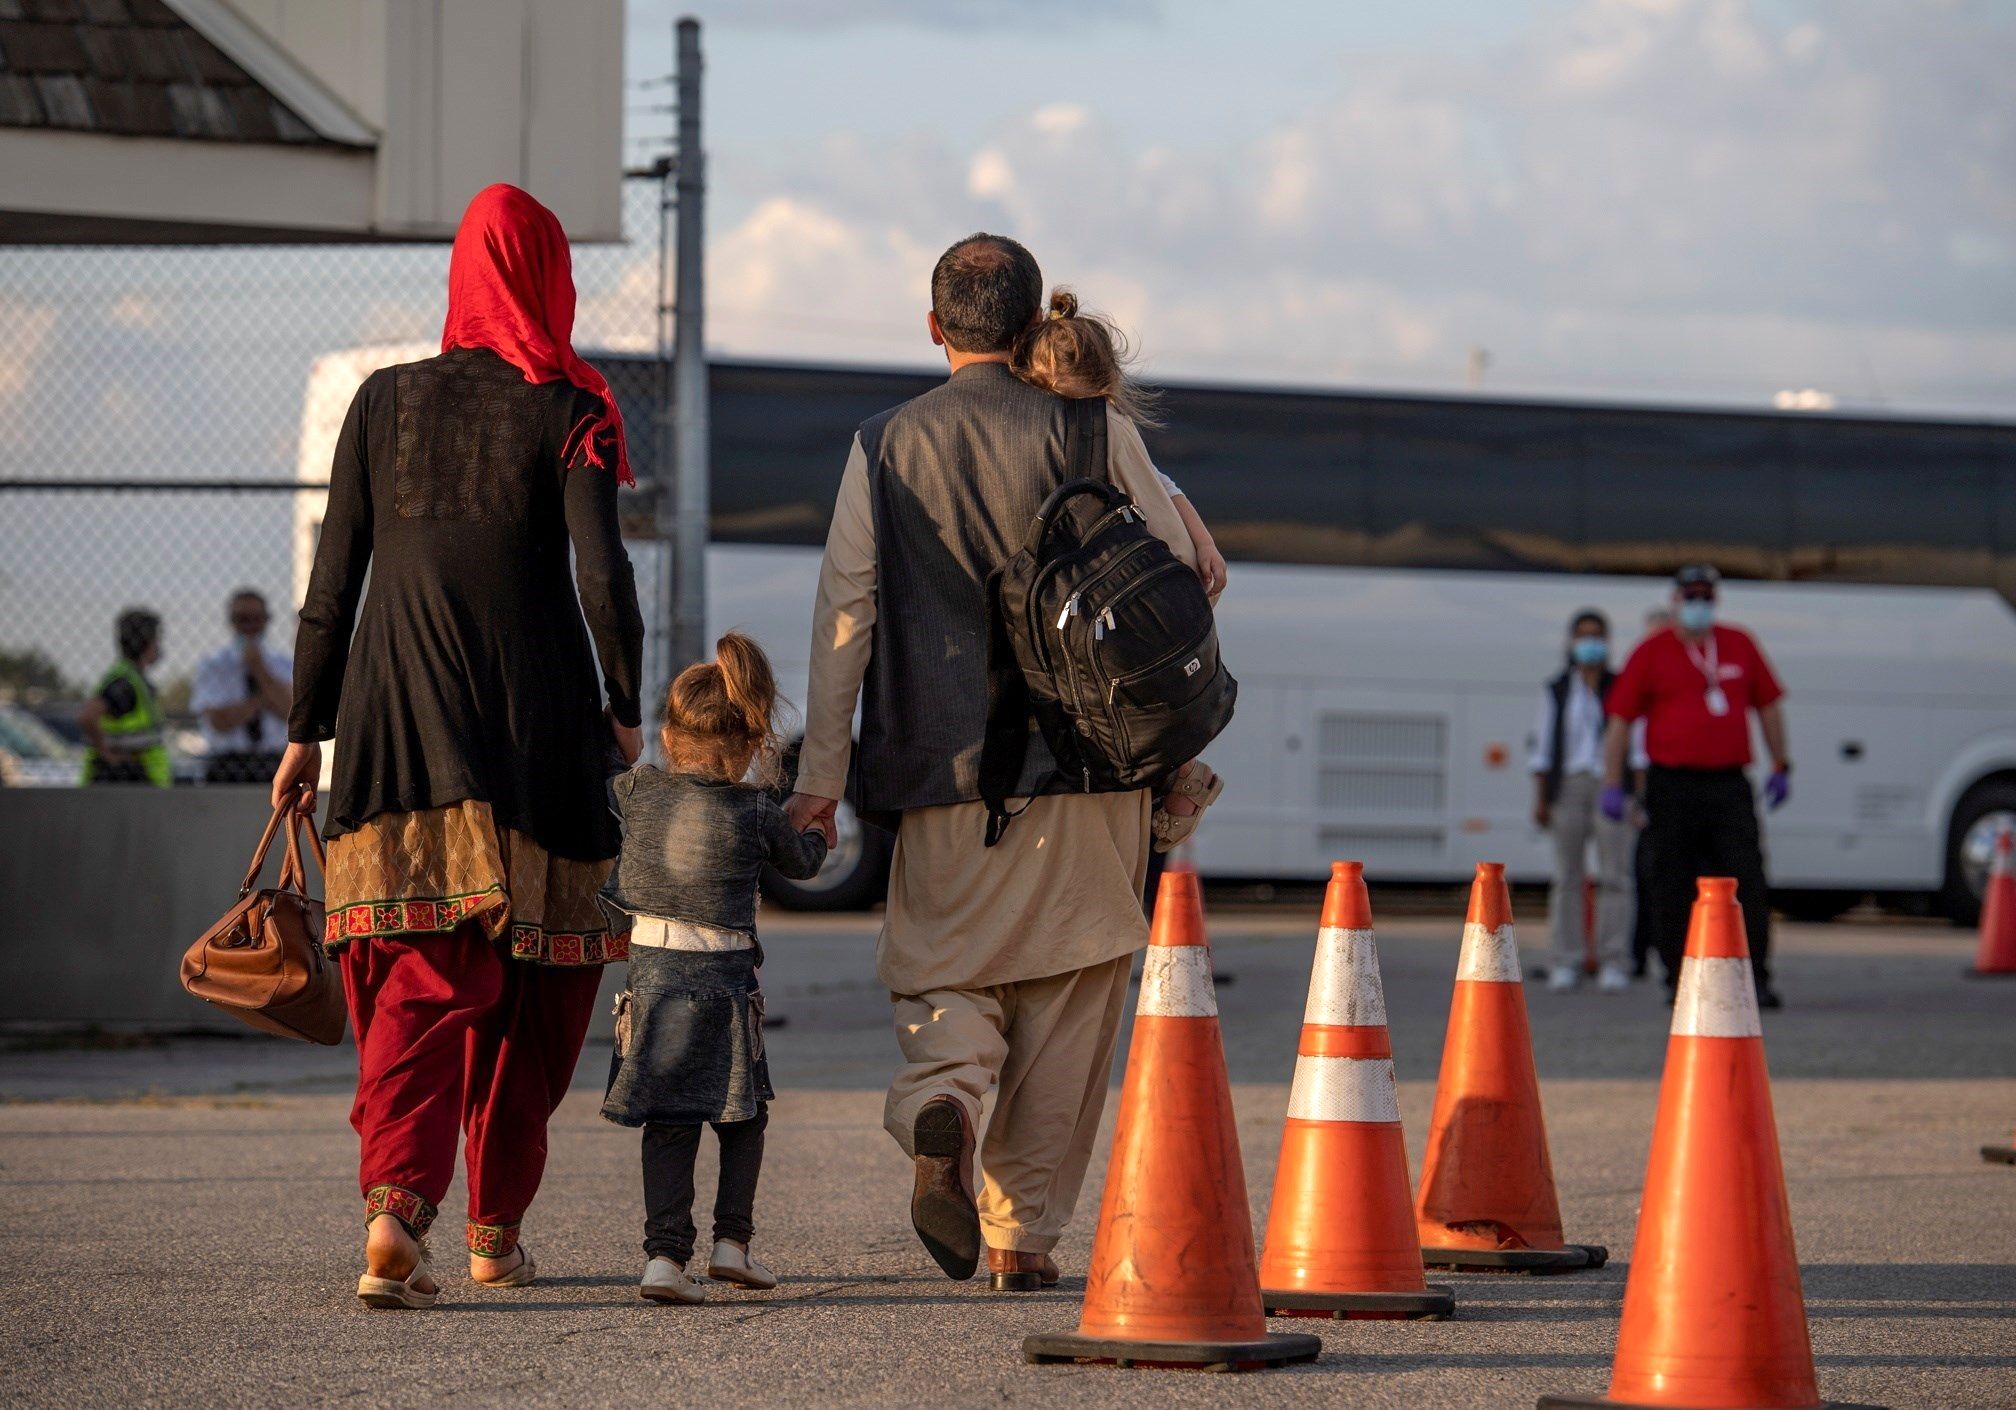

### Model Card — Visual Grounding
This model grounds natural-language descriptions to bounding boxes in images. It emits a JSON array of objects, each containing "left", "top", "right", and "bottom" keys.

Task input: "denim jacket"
[{"left": 600, "top": 767, "right": 829, "bottom": 935}]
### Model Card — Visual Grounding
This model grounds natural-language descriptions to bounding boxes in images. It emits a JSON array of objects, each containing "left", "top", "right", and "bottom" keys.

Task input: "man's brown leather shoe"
[
  {"left": 910, "top": 1097, "right": 979, "bottom": 1280},
  {"left": 986, "top": 1247, "right": 1061, "bottom": 1292}
]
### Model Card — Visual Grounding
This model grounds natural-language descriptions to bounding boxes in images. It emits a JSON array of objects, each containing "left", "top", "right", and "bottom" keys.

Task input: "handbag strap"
[
  {"left": 238, "top": 805, "right": 289, "bottom": 897},
  {"left": 277, "top": 807, "right": 328, "bottom": 895},
  {"left": 241, "top": 798, "right": 328, "bottom": 898}
]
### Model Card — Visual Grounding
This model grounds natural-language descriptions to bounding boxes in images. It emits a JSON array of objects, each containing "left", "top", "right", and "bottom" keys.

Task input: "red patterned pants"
[{"left": 342, "top": 927, "right": 603, "bottom": 1257}]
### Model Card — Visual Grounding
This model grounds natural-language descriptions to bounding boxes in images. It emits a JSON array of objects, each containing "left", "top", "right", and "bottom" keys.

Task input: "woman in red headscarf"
[{"left": 272, "top": 184, "right": 645, "bottom": 1308}]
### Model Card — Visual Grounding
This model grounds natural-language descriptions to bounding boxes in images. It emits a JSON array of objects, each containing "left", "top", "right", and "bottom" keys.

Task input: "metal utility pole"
[{"left": 656, "top": 16, "right": 708, "bottom": 680}]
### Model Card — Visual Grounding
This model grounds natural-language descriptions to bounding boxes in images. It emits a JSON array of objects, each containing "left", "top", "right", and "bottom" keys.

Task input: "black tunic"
[{"left": 289, "top": 346, "right": 645, "bottom": 861}]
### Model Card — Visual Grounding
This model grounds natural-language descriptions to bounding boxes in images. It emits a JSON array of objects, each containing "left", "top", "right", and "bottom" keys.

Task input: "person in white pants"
[{"left": 1530, "top": 609, "right": 1634, "bottom": 992}]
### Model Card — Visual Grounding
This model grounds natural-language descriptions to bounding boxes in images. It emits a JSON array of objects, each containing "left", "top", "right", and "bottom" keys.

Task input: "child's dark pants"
[{"left": 641, "top": 1104, "right": 767, "bottom": 1263}]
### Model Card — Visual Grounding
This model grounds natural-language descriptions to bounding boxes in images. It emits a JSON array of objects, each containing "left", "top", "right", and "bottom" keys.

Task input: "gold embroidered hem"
[{"left": 323, "top": 801, "right": 624, "bottom": 965}]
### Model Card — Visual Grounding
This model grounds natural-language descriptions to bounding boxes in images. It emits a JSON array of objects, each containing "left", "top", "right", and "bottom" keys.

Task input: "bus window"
[
  {"left": 1363, "top": 403, "right": 1582, "bottom": 573},
  {"left": 1788, "top": 422, "right": 1995, "bottom": 588},
  {"left": 1580, "top": 414, "right": 1791, "bottom": 580},
  {"left": 1151, "top": 388, "right": 1370, "bottom": 566}
]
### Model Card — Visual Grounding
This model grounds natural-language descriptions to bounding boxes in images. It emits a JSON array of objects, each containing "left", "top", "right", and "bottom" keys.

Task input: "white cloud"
[{"left": 966, "top": 149, "right": 1015, "bottom": 201}]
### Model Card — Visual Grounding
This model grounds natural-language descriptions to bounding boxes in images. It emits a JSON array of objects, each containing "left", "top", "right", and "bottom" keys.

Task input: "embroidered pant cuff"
[
  {"left": 363, "top": 1184, "right": 438, "bottom": 1239},
  {"left": 466, "top": 1220, "right": 521, "bottom": 1258}
]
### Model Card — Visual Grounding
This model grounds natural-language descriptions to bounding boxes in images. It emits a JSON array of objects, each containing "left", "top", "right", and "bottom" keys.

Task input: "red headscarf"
[{"left": 441, "top": 183, "right": 634, "bottom": 486}]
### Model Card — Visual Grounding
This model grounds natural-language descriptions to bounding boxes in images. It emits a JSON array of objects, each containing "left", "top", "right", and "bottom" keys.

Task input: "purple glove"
[
  {"left": 1599, "top": 784, "right": 1629, "bottom": 822},
  {"left": 1764, "top": 768, "right": 1791, "bottom": 811}
]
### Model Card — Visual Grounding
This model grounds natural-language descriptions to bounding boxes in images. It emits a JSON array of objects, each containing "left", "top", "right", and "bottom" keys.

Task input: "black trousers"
[
  {"left": 1642, "top": 766, "right": 1773, "bottom": 989},
  {"left": 641, "top": 1104, "right": 767, "bottom": 1263},
  {"left": 1631, "top": 824, "right": 1658, "bottom": 978}
]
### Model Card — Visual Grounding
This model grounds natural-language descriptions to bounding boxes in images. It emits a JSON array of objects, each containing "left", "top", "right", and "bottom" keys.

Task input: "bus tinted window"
[
  {"left": 598, "top": 355, "right": 2016, "bottom": 599},
  {"left": 1362, "top": 404, "right": 1582, "bottom": 572},
  {"left": 1151, "top": 388, "right": 1368, "bottom": 567},
  {"left": 1580, "top": 414, "right": 1791, "bottom": 579},
  {"left": 712, "top": 365, "right": 931, "bottom": 545},
  {"left": 1788, "top": 422, "right": 1995, "bottom": 587}
]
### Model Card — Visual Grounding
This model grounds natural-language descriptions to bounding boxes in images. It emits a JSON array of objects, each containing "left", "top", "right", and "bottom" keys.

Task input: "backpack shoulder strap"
[{"left": 1069, "top": 396, "right": 1108, "bottom": 483}]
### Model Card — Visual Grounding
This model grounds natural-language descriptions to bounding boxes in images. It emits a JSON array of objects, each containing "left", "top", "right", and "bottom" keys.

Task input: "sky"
[{"left": 624, "top": 0, "right": 2016, "bottom": 411}]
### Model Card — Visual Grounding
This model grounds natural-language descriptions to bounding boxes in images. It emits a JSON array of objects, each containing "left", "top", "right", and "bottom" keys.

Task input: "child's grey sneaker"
[
  {"left": 707, "top": 1239, "right": 778, "bottom": 1290},
  {"left": 639, "top": 1257, "right": 707, "bottom": 1304}
]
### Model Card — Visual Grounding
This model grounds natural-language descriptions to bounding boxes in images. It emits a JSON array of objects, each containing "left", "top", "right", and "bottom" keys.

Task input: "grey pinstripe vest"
[{"left": 852, "top": 362, "right": 1078, "bottom": 817}]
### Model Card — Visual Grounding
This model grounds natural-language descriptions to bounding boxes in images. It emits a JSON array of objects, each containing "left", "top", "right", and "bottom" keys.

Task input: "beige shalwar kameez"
[{"left": 796, "top": 401, "right": 1196, "bottom": 1254}]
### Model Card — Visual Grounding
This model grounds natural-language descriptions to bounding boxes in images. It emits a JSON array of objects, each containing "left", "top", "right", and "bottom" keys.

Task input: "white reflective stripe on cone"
[
  {"left": 1455, "top": 922, "right": 1521, "bottom": 982},
  {"left": 1286, "top": 1055, "right": 1401, "bottom": 1124},
  {"left": 1670, "top": 956, "right": 1763, "bottom": 1038},
  {"left": 1304, "top": 926, "right": 1386, "bottom": 1026},
  {"left": 1137, "top": 945, "right": 1218, "bottom": 1018}
]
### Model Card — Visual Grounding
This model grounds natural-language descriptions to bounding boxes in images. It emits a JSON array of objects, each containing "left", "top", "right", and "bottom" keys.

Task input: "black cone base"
[
  {"left": 1263, "top": 1285, "right": 1456, "bottom": 1320},
  {"left": 1022, "top": 1330, "right": 1322, "bottom": 1372},
  {"left": 1963, "top": 967, "right": 2016, "bottom": 978},
  {"left": 1422, "top": 1242, "right": 1608, "bottom": 1274},
  {"left": 1538, "top": 1395, "right": 1885, "bottom": 1409},
  {"left": 1983, "top": 1144, "right": 2016, "bottom": 1165}
]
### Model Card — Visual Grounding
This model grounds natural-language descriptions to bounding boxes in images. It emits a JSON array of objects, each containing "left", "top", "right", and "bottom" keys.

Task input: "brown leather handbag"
[{"left": 180, "top": 803, "right": 346, "bottom": 1045}]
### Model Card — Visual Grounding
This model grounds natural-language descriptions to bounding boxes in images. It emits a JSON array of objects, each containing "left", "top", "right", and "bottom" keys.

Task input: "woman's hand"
[
  {"left": 271, "top": 740, "right": 322, "bottom": 815},
  {"left": 609, "top": 712, "right": 643, "bottom": 766}
]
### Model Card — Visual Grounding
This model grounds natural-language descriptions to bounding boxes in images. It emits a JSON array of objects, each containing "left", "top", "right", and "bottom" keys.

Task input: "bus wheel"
[
  {"left": 761, "top": 798, "right": 892, "bottom": 911},
  {"left": 1941, "top": 778, "right": 2016, "bottom": 927}
]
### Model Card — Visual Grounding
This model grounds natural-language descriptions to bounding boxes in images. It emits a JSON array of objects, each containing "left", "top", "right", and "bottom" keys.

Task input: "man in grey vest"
[{"left": 786, "top": 234, "right": 1195, "bottom": 1291}]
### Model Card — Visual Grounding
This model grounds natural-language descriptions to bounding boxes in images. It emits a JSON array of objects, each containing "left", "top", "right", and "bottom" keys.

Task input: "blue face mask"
[
  {"left": 1569, "top": 637, "right": 1609, "bottom": 667},
  {"left": 1677, "top": 600, "right": 1716, "bottom": 633}
]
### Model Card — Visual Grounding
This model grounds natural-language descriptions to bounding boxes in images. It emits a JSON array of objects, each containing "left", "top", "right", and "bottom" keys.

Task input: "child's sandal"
[{"left": 1151, "top": 761, "right": 1224, "bottom": 854}]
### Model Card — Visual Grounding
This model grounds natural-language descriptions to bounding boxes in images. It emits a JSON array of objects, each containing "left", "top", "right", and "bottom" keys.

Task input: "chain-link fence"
[{"left": 0, "top": 176, "right": 669, "bottom": 785}]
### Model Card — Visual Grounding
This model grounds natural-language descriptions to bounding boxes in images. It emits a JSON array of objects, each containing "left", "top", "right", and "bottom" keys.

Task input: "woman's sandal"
[
  {"left": 471, "top": 1243, "right": 537, "bottom": 1289},
  {"left": 356, "top": 1241, "right": 439, "bottom": 1310},
  {"left": 1151, "top": 760, "right": 1224, "bottom": 854}
]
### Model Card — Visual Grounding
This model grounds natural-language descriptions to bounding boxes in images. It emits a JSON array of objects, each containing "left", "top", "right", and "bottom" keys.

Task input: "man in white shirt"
[
  {"left": 1529, "top": 608, "right": 1633, "bottom": 992},
  {"left": 190, "top": 588, "right": 293, "bottom": 784}
]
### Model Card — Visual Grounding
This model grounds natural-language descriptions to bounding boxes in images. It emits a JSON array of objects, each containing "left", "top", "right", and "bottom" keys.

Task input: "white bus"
[{"left": 296, "top": 352, "right": 2016, "bottom": 922}]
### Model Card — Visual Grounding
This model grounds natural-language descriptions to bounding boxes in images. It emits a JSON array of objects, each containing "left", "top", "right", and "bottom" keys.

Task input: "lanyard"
[
  {"left": 1682, "top": 632, "right": 1718, "bottom": 687},
  {"left": 1683, "top": 632, "right": 1729, "bottom": 714}
]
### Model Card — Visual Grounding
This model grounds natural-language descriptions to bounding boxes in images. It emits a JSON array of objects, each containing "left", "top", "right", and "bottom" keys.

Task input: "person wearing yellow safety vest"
[{"left": 79, "top": 607, "right": 170, "bottom": 787}]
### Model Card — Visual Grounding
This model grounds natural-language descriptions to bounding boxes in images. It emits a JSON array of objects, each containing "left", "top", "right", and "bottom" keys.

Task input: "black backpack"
[{"left": 979, "top": 398, "right": 1238, "bottom": 845}]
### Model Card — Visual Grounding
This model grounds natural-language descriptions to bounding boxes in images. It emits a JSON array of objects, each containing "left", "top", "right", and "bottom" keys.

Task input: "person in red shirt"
[{"left": 1601, "top": 565, "right": 1792, "bottom": 1007}]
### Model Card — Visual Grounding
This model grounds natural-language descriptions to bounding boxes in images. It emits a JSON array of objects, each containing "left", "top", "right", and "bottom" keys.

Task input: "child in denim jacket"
[{"left": 601, "top": 632, "right": 827, "bottom": 1302}]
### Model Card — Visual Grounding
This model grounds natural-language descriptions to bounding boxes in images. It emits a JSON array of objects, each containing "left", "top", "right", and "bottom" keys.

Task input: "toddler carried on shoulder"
[{"left": 600, "top": 632, "right": 829, "bottom": 1304}]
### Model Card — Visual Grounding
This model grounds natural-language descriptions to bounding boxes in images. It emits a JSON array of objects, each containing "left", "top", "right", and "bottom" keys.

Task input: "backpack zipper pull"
[
  {"left": 1101, "top": 607, "right": 1116, "bottom": 633},
  {"left": 1054, "top": 593, "right": 1081, "bottom": 631}
]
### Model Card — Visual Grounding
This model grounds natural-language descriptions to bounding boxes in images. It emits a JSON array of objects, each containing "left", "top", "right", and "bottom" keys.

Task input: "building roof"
[{"left": 0, "top": 0, "right": 353, "bottom": 147}]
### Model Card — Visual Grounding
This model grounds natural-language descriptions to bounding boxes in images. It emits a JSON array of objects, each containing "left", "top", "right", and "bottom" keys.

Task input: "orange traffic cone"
[
  {"left": 1260, "top": 862, "right": 1455, "bottom": 1320},
  {"left": 1967, "top": 821, "right": 2016, "bottom": 976},
  {"left": 1539, "top": 878, "right": 1883, "bottom": 1410},
  {"left": 1022, "top": 869, "right": 1321, "bottom": 1372},
  {"left": 1415, "top": 862, "right": 1606, "bottom": 1273}
]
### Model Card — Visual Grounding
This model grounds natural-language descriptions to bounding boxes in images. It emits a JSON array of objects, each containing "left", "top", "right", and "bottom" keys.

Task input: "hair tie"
[{"left": 1048, "top": 306, "right": 1068, "bottom": 320}]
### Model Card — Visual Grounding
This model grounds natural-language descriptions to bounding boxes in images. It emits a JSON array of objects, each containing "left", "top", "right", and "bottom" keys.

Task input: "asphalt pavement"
[{"left": 2, "top": 907, "right": 2011, "bottom": 1409}]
